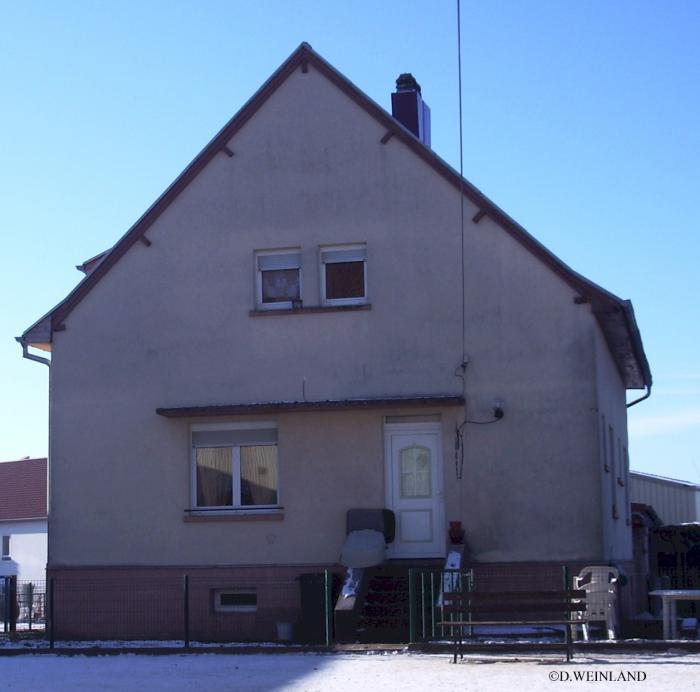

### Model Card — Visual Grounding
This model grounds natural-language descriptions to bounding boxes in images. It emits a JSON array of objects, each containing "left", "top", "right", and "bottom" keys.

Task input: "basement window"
[
  {"left": 320, "top": 244, "right": 367, "bottom": 306},
  {"left": 213, "top": 589, "right": 257, "bottom": 613}
]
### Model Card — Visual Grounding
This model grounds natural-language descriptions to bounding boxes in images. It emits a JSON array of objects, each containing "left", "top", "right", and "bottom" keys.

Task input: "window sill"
[
  {"left": 249, "top": 304, "right": 371, "bottom": 317},
  {"left": 183, "top": 509, "right": 284, "bottom": 523}
]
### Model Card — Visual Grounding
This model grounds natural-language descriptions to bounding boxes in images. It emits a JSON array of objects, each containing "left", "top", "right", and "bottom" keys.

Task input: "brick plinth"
[{"left": 47, "top": 565, "right": 342, "bottom": 642}]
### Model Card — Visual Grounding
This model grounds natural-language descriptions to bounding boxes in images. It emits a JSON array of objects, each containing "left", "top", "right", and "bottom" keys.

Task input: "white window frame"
[
  {"left": 190, "top": 422, "right": 279, "bottom": 513},
  {"left": 319, "top": 243, "right": 367, "bottom": 306},
  {"left": 255, "top": 248, "right": 302, "bottom": 310}
]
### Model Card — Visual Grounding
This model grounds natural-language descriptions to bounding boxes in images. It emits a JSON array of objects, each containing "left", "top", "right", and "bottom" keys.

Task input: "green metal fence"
[
  {"left": 408, "top": 568, "right": 473, "bottom": 642},
  {"left": 1, "top": 577, "right": 46, "bottom": 633}
]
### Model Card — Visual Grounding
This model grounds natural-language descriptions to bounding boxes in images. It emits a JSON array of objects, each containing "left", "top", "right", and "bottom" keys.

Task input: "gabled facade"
[
  {"left": 19, "top": 44, "right": 651, "bottom": 639},
  {"left": 0, "top": 458, "right": 48, "bottom": 583}
]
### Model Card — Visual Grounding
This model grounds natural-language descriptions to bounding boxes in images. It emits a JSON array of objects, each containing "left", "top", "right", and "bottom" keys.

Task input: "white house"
[{"left": 0, "top": 457, "right": 48, "bottom": 584}]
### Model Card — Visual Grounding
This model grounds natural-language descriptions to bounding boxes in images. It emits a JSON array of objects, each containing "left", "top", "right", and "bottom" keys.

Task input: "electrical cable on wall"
[
  {"left": 452, "top": 2, "right": 506, "bottom": 482},
  {"left": 457, "top": 0, "right": 466, "bottom": 370},
  {"left": 455, "top": 0, "right": 469, "bottom": 483},
  {"left": 454, "top": 405, "right": 505, "bottom": 480}
]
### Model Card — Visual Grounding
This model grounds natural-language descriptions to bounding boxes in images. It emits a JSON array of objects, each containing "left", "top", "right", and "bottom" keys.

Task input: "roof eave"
[
  {"left": 17, "top": 313, "right": 53, "bottom": 350},
  {"left": 157, "top": 395, "right": 465, "bottom": 417},
  {"left": 591, "top": 298, "right": 651, "bottom": 390}
]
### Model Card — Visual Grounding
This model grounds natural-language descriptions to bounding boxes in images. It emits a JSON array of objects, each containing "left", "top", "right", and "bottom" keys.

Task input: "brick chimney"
[{"left": 391, "top": 73, "right": 431, "bottom": 147}]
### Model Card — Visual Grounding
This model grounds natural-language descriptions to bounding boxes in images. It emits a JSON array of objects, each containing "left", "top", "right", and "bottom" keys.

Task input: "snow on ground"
[
  {"left": 1, "top": 651, "right": 699, "bottom": 691},
  {"left": 0, "top": 638, "right": 290, "bottom": 650}
]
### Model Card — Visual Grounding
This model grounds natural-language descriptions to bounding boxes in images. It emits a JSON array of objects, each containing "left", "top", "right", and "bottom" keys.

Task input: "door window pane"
[
  {"left": 241, "top": 445, "right": 278, "bottom": 506},
  {"left": 196, "top": 447, "right": 233, "bottom": 507},
  {"left": 400, "top": 446, "right": 431, "bottom": 498}
]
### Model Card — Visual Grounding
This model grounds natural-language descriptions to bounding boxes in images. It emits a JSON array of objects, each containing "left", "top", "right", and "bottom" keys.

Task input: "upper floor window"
[
  {"left": 1, "top": 535, "right": 10, "bottom": 560},
  {"left": 320, "top": 244, "right": 367, "bottom": 306},
  {"left": 255, "top": 249, "right": 301, "bottom": 310}
]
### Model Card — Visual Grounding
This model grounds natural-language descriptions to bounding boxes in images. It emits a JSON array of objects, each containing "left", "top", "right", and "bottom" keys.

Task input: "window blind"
[
  {"left": 321, "top": 247, "right": 366, "bottom": 264},
  {"left": 257, "top": 253, "right": 301, "bottom": 271},
  {"left": 192, "top": 428, "right": 278, "bottom": 447}
]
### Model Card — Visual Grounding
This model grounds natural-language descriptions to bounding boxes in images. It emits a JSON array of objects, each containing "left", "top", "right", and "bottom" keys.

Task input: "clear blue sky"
[{"left": 1, "top": 1, "right": 699, "bottom": 482}]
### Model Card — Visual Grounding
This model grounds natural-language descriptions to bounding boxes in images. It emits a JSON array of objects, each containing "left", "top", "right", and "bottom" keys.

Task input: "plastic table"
[{"left": 649, "top": 589, "right": 700, "bottom": 639}]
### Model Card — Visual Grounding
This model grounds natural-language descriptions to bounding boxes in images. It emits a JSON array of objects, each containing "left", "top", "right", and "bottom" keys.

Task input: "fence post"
[
  {"left": 2, "top": 576, "right": 7, "bottom": 633},
  {"left": 563, "top": 565, "right": 572, "bottom": 662},
  {"left": 430, "top": 570, "right": 437, "bottom": 639},
  {"left": 408, "top": 568, "right": 416, "bottom": 643},
  {"left": 49, "top": 578, "right": 55, "bottom": 649},
  {"left": 8, "top": 576, "right": 17, "bottom": 633},
  {"left": 27, "top": 582, "right": 34, "bottom": 631},
  {"left": 324, "top": 569, "right": 331, "bottom": 648},
  {"left": 183, "top": 575, "right": 190, "bottom": 648}
]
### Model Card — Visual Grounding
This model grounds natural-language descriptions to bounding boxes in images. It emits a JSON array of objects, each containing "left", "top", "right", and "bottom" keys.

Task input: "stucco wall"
[
  {"left": 48, "top": 63, "right": 619, "bottom": 567},
  {"left": 48, "top": 409, "right": 461, "bottom": 566},
  {"left": 457, "top": 213, "right": 602, "bottom": 562},
  {"left": 594, "top": 326, "right": 633, "bottom": 561}
]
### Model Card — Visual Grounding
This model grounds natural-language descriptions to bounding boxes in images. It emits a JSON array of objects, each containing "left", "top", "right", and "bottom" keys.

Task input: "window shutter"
[
  {"left": 321, "top": 247, "right": 366, "bottom": 264},
  {"left": 192, "top": 429, "right": 278, "bottom": 447},
  {"left": 257, "top": 253, "right": 301, "bottom": 271}
]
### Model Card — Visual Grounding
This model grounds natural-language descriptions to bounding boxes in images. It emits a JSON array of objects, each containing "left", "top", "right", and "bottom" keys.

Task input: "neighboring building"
[
  {"left": 0, "top": 458, "right": 48, "bottom": 583},
  {"left": 629, "top": 472, "right": 700, "bottom": 617},
  {"left": 631, "top": 471, "right": 700, "bottom": 524},
  {"left": 17, "top": 44, "right": 651, "bottom": 639}
]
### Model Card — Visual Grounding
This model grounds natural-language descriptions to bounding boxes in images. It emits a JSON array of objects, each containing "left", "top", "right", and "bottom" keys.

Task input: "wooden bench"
[{"left": 437, "top": 588, "right": 587, "bottom": 662}]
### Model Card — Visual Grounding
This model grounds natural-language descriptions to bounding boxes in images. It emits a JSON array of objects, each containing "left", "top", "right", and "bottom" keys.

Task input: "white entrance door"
[{"left": 385, "top": 424, "right": 445, "bottom": 558}]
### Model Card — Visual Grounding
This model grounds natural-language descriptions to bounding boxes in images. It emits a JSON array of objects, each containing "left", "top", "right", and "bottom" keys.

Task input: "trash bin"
[
  {"left": 276, "top": 621, "right": 294, "bottom": 641},
  {"left": 1, "top": 576, "right": 19, "bottom": 633},
  {"left": 297, "top": 573, "right": 327, "bottom": 644}
]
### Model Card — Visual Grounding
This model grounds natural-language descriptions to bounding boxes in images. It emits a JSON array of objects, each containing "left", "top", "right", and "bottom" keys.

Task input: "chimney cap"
[{"left": 395, "top": 73, "right": 421, "bottom": 93}]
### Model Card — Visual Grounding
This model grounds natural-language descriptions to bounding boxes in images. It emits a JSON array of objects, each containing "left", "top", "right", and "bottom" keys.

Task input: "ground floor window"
[
  {"left": 191, "top": 425, "right": 279, "bottom": 509},
  {"left": 213, "top": 589, "right": 258, "bottom": 613}
]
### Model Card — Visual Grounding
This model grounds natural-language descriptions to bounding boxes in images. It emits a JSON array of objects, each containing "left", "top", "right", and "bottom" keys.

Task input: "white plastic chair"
[{"left": 572, "top": 566, "right": 619, "bottom": 641}]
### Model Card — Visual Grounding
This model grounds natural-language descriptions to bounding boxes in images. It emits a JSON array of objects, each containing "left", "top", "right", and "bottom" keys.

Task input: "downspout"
[
  {"left": 626, "top": 384, "right": 651, "bottom": 409},
  {"left": 16, "top": 338, "right": 51, "bottom": 367}
]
